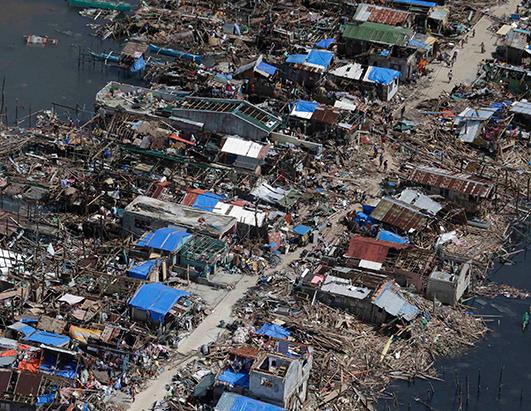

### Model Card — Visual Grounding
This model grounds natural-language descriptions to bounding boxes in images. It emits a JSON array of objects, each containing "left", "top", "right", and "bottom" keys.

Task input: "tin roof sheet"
[{"left": 408, "top": 166, "right": 493, "bottom": 198}]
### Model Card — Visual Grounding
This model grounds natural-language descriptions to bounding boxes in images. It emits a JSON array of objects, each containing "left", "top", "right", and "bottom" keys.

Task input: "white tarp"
[
  {"left": 58, "top": 293, "right": 86, "bottom": 306},
  {"left": 221, "top": 136, "right": 265, "bottom": 158}
]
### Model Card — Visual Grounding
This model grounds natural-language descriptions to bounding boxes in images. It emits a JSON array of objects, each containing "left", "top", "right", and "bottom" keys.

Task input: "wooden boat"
[
  {"left": 25, "top": 35, "right": 58, "bottom": 46},
  {"left": 67, "top": 0, "right": 132, "bottom": 12}
]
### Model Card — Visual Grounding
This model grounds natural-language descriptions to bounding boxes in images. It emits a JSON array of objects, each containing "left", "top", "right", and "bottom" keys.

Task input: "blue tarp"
[
  {"left": 14, "top": 323, "right": 71, "bottom": 347},
  {"left": 192, "top": 192, "right": 225, "bottom": 212},
  {"left": 285, "top": 54, "right": 307, "bottom": 64},
  {"left": 136, "top": 227, "right": 191, "bottom": 252},
  {"left": 217, "top": 369, "right": 250, "bottom": 387},
  {"left": 293, "top": 224, "right": 312, "bottom": 236},
  {"left": 216, "top": 392, "right": 286, "bottom": 411},
  {"left": 127, "top": 259, "right": 159, "bottom": 280},
  {"left": 377, "top": 230, "right": 409, "bottom": 244},
  {"left": 256, "top": 323, "right": 291, "bottom": 339},
  {"left": 40, "top": 354, "right": 78, "bottom": 379},
  {"left": 37, "top": 393, "right": 56, "bottom": 406},
  {"left": 293, "top": 100, "right": 319, "bottom": 113},
  {"left": 388, "top": 0, "right": 436, "bottom": 7},
  {"left": 306, "top": 49, "right": 334, "bottom": 69},
  {"left": 255, "top": 61, "right": 278, "bottom": 76},
  {"left": 315, "top": 38, "right": 336, "bottom": 49},
  {"left": 408, "top": 38, "right": 428, "bottom": 49},
  {"left": 129, "top": 283, "right": 190, "bottom": 323},
  {"left": 362, "top": 204, "right": 376, "bottom": 215},
  {"left": 354, "top": 211, "right": 376, "bottom": 227},
  {"left": 130, "top": 56, "right": 145, "bottom": 73},
  {"left": 367, "top": 67, "right": 401, "bottom": 85}
]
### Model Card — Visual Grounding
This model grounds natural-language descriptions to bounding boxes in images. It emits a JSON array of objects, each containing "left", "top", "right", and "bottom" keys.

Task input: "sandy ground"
[{"left": 407, "top": 0, "right": 520, "bottom": 106}]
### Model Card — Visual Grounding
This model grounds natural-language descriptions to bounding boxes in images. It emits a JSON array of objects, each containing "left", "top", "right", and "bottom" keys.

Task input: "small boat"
[
  {"left": 90, "top": 51, "right": 121, "bottom": 63},
  {"left": 148, "top": 44, "right": 202, "bottom": 63},
  {"left": 25, "top": 35, "right": 58, "bottom": 46},
  {"left": 67, "top": 0, "right": 132, "bottom": 12}
]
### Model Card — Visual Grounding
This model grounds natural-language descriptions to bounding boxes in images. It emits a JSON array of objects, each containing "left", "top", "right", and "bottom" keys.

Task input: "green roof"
[{"left": 341, "top": 22, "right": 414, "bottom": 46}]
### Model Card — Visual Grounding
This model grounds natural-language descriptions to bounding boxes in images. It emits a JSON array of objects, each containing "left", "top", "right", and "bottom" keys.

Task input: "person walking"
[
  {"left": 448, "top": 69, "right": 453, "bottom": 83},
  {"left": 472, "top": 28, "right": 475, "bottom": 37},
  {"left": 480, "top": 42, "right": 485, "bottom": 53},
  {"left": 383, "top": 159, "right": 388, "bottom": 172}
]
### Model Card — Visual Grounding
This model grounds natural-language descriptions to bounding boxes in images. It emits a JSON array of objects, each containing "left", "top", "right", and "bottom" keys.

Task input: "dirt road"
[{"left": 407, "top": 0, "right": 520, "bottom": 106}]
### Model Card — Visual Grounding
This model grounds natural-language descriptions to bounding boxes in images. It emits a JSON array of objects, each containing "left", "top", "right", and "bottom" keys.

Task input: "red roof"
[
  {"left": 181, "top": 189, "right": 206, "bottom": 206},
  {"left": 367, "top": 6, "right": 410, "bottom": 26},
  {"left": 344, "top": 235, "right": 407, "bottom": 263}
]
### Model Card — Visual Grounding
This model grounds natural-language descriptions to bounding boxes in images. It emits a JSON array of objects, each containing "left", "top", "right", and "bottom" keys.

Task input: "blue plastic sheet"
[
  {"left": 255, "top": 61, "right": 277, "bottom": 76},
  {"left": 377, "top": 230, "right": 409, "bottom": 244},
  {"left": 127, "top": 259, "right": 158, "bottom": 280},
  {"left": 130, "top": 56, "right": 145, "bottom": 73},
  {"left": 293, "top": 224, "right": 311, "bottom": 236},
  {"left": 293, "top": 100, "right": 319, "bottom": 113},
  {"left": 306, "top": 49, "right": 333, "bottom": 69},
  {"left": 216, "top": 392, "right": 286, "bottom": 411},
  {"left": 129, "top": 283, "right": 190, "bottom": 323},
  {"left": 315, "top": 38, "right": 336, "bottom": 49},
  {"left": 40, "top": 354, "right": 78, "bottom": 379},
  {"left": 37, "top": 393, "right": 56, "bottom": 406},
  {"left": 256, "top": 323, "right": 290, "bottom": 339},
  {"left": 367, "top": 67, "right": 401, "bottom": 85},
  {"left": 21, "top": 326, "right": 71, "bottom": 347},
  {"left": 388, "top": 0, "right": 436, "bottom": 7},
  {"left": 217, "top": 369, "right": 250, "bottom": 387},
  {"left": 285, "top": 54, "right": 307, "bottom": 64},
  {"left": 136, "top": 227, "right": 191, "bottom": 252},
  {"left": 193, "top": 192, "right": 225, "bottom": 212}
]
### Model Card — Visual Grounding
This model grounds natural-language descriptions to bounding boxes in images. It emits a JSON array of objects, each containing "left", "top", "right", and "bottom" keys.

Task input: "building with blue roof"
[
  {"left": 215, "top": 392, "right": 286, "bottom": 411},
  {"left": 127, "top": 259, "right": 160, "bottom": 281},
  {"left": 128, "top": 283, "right": 191, "bottom": 324},
  {"left": 283, "top": 49, "right": 334, "bottom": 87}
]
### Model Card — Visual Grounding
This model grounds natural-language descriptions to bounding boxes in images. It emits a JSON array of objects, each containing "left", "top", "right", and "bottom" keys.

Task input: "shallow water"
[
  {"left": 381, "top": 227, "right": 531, "bottom": 411},
  {"left": 0, "top": 0, "right": 139, "bottom": 124}
]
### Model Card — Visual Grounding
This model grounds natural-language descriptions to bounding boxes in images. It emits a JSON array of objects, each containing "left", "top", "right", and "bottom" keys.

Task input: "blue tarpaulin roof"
[
  {"left": 367, "top": 67, "right": 401, "bottom": 85},
  {"left": 388, "top": 0, "right": 437, "bottom": 7},
  {"left": 377, "top": 230, "right": 409, "bottom": 244},
  {"left": 408, "top": 38, "right": 428, "bottom": 49},
  {"left": 136, "top": 227, "right": 191, "bottom": 252},
  {"left": 286, "top": 54, "right": 307, "bottom": 64},
  {"left": 293, "top": 100, "right": 319, "bottom": 113},
  {"left": 315, "top": 38, "right": 336, "bottom": 49},
  {"left": 256, "top": 323, "right": 291, "bottom": 339},
  {"left": 255, "top": 61, "right": 278, "bottom": 76},
  {"left": 216, "top": 392, "right": 286, "bottom": 411},
  {"left": 127, "top": 259, "right": 159, "bottom": 280},
  {"left": 217, "top": 369, "right": 250, "bottom": 387},
  {"left": 37, "top": 393, "right": 56, "bottom": 406},
  {"left": 306, "top": 49, "right": 334, "bottom": 69},
  {"left": 293, "top": 224, "right": 312, "bottom": 236},
  {"left": 9, "top": 322, "right": 71, "bottom": 347},
  {"left": 193, "top": 192, "right": 225, "bottom": 212},
  {"left": 129, "top": 283, "right": 190, "bottom": 323}
]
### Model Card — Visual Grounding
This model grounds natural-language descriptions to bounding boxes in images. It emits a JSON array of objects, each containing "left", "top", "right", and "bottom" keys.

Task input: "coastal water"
[
  {"left": 0, "top": 0, "right": 140, "bottom": 125},
  {"left": 381, "top": 226, "right": 531, "bottom": 411}
]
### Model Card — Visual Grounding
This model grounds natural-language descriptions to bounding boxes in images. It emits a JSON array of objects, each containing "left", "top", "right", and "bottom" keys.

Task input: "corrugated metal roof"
[
  {"left": 408, "top": 166, "right": 493, "bottom": 198},
  {"left": 371, "top": 197, "right": 428, "bottom": 231},
  {"left": 397, "top": 188, "right": 442, "bottom": 215},
  {"left": 367, "top": 5, "right": 411, "bottom": 25},
  {"left": 510, "top": 100, "right": 531, "bottom": 116},
  {"left": 372, "top": 281, "right": 419, "bottom": 321},
  {"left": 321, "top": 275, "right": 371, "bottom": 299},
  {"left": 341, "top": 22, "right": 414, "bottom": 46},
  {"left": 221, "top": 136, "right": 268, "bottom": 159},
  {"left": 344, "top": 235, "right": 407, "bottom": 262}
]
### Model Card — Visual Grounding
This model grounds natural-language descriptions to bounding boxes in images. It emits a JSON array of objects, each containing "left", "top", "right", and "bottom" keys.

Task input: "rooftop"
[{"left": 341, "top": 22, "right": 414, "bottom": 47}]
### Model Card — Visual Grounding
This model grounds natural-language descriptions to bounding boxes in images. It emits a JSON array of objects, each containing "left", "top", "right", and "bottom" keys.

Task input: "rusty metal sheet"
[
  {"left": 372, "top": 198, "right": 427, "bottom": 231},
  {"left": 15, "top": 372, "right": 42, "bottom": 397},
  {"left": 0, "top": 370, "right": 12, "bottom": 394},
  {"left": 344, "top": 235, "right": 407, "bottom": 262},
  {"left": 409, "top": 166, "right": 493, "bottom": 198},
  {"left": 367, "top": 6, "right": 410, "bottom": 26}
]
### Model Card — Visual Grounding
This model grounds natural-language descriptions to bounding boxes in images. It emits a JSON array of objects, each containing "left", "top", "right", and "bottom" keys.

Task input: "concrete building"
[
  {"left": 426, "top": 262, "right": 471, "bottom": 305},
  {"left": 123, "top": 196, "right": 237, "bottom": 238},
  {"left": 249, "top": 345, "right": 312, "bottom": 410}
]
